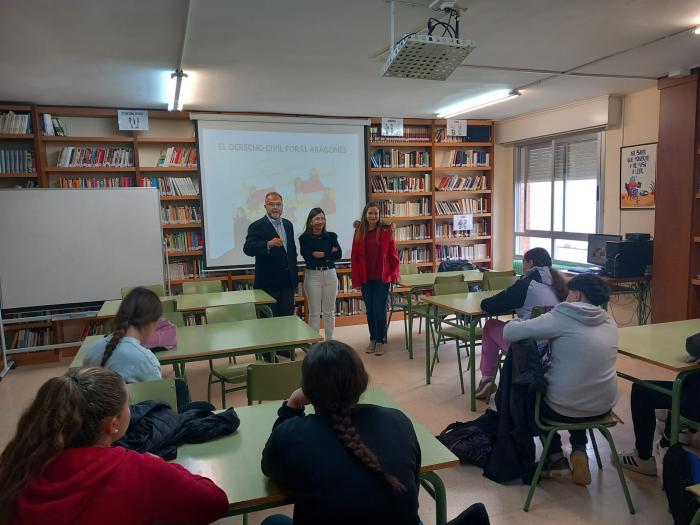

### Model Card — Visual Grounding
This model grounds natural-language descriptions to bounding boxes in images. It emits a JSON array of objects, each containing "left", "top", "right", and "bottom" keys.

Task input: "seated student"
[
  {"left": 260, "top": 340, "right": 490, "bottom": 525},
  {"left": 476, "top": 247, "right": 568, "bottom": 400},
  {"left": 501, "top": 273, "right": 618, "bottom": 486},
  {"left": 0, "top": 367, "right": 228, "bottom": 525}
]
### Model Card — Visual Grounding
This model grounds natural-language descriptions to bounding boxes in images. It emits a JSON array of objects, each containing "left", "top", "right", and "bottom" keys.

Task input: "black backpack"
[
  {"left": 663, "top": 443, "right": 700, "bottom": 525},
  {"left": 436, "top": 410, "right": 498, "bottom": 467}
]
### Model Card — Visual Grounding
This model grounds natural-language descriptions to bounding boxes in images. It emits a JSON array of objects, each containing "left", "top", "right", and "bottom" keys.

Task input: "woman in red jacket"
[
  {"left": 0, "top": 367, "right": 228, "bottom": 525},
  {"left": 351, "top": 202, "right": 400, "bottom": 356}
]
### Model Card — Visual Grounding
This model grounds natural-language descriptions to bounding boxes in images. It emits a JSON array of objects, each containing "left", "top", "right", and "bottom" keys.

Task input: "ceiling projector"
[{"left": 382, "top": 33, "right": 475, "bottom": 81}]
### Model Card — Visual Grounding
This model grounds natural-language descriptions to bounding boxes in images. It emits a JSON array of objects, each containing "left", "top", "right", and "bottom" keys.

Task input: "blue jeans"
[
  {"left": 261, "top": 515, "right": 292, "bottom": 525},
  {"left": 361, "top": 280, "right": 390, "bottom": 343}
]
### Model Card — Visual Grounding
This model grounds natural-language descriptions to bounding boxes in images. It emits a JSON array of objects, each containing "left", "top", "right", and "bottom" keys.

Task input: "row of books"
[
  {"left": 395, "top": 223, "right": 430, "bottom": 241},
  {"left": 370, "top": 149, "right": 430, "bottom": 168},
  {"left": 57, "top": 176, "right": 134, "bottom": 188},
  {"left": 370, "top": 174, "right": 430, "bottom": 193},
  {"left": 81, "top": 321, "right": 106, "bottom": 338},
  {"left": 0, "top": 149, "right": 34, "bottom": 173},
  {"left": 168, "top": 259, "right": 204, "bottom": 280},
  {"left": 166, "top": 231, "right": 203, "bottom": 252},
  {"left": 41, "top": 114, "right": 67, "bottom": 136},
  {"left": 434, "top": 128, "right": 490, "bottom": 143},
  {"left": 0, "top": 111, "right": 32, "bottom": 134},
  {"left": 336, "top": 298, "right": 366, "bottom": 316},
  {"left": 138, "top": 175, "right": 199, "bottom": 196},
  {"left": 435, "top": 243, "right": 488, "bottom": 260},
  {"left": 56, "top": 147, "right": 134, "bottom": 167},
  {"left": 161, "top": 204, "right": 202, "bottom": 225},
  {"left": 441, "top": 149, "right": 490, "bottom": 167},
  {"left": 368, "top": 125, "right": 431, "bottom": 142},
  {"left": 9, "top": 328, "right": 52, "bottom": 349},
  {"left": 232, "top": 281, "right": 253, "bottom": 291},
  {"left": 435, "top": 219, "right": 489, "bottom": 238},
  {"left": 398, "top": 247, "right": 430, "bottom": 263},
  {"left": 436, "top": 175, "right": 487, "bottom": 191},
  {"left": 337, "top": 274, "right": 353, "bottom": 293},
  {"left": 156, "top": 146, "right": 198, "bottom": 167},
  {"left": 378, "top": 198, "right": 430, "bottom": 217},
  {"left": 434, "top": 198, "right": 488, "bottom": 215}
]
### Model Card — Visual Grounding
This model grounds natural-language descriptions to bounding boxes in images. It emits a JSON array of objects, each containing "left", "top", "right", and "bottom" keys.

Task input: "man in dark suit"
[{"left": 243, "top": 191, "right": 299, "bottom": 318}]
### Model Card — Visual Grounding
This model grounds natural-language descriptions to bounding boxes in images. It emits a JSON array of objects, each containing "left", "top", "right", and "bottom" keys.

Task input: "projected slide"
[{"left": 196, "top": 119, "right": 366, "bottom": 269}]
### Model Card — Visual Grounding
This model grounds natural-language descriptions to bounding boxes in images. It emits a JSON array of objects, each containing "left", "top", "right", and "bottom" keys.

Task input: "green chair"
[
  {"left": 205, "top": 303, "right": 259, "bottom": 408},
  {"left": 161, "top": 299, "right": 177, "bottom": 313},
  {"left": 413, "top": 273, "right": 466, "bottom": 335},
  {"left": 121, "top": 284, "right": 165, "bottom": 298},
  {"left": 126, "top": 378, "right": 178, "bottom": 410},
  {"left": 246, "top": 360, "right": 303, "bottom": 405},
  {"left": 524, "top": 391, "right": 635, "bottom": 514},
  {"left": 388, "top": 263, "right": 420, "bottom": 350},
  {"left": 182, "top": 280, "right": 224, "bottom": 295},
  {"left": 482, "top": 270, "right": 516, "bottom": 291},
  {"left": 430, "top": 281, "right": 483, "bottom": 395},
  {"left": 162, "top": 310, "right": 185, "bottom": 327}
]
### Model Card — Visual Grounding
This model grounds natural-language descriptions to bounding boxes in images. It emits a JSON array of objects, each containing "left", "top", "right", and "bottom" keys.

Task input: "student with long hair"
[
  {"left": 476, "top": 247, "right": 568, "bottom": 400},
  {"left": 351, "top": 202, "right": 400, "bottom": 356},
  {"left": 0, "top": 367, "right": 228, "bottom": 525},
  {"left": 299, "top": 207, "right": 342, "bottom": 340}
]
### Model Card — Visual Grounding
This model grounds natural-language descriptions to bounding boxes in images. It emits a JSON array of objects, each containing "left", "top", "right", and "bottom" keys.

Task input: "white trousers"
[{"left": 303, "top": 268, "right": 338, "bottom": 340}]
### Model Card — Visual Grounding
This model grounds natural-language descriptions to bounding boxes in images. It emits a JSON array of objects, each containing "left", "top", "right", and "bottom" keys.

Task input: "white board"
[{"left": 0, "top": 188, "right": 165, "bottom": 309}]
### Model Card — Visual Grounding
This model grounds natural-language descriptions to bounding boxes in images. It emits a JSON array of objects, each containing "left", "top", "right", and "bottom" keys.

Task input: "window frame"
[{"left": 513, "top": 130, "right": 605, "bottom": 264}]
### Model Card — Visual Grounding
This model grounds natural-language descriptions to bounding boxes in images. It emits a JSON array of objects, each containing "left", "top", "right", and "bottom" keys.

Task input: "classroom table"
[
  {"left": 397, "top": 270, "right": 483, "bottom": 359},
  {"left": 617, "top": 319, "right": 700, "bottom": 444},
  {"left": 70, "top": 316, "right": 322, "bottom": 378},
  {"left": 422, "top": 290, "right": 501, "bottom": 412},
  {"left": 173, "top": 388, "right": 459, "bottom": 525}
]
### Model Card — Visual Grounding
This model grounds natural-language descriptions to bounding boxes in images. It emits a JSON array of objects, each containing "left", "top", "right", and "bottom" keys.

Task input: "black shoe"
[{"left": 447, "top": 503, "right": 489, "bottom": 525}]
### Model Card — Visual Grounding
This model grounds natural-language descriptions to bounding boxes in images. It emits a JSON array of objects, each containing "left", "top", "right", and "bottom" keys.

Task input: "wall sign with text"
[
  {"left": 620, "top": 142, "right": 656, "bottom": 209},
  {"left": 117, "top": 109, "right": 149, "bottom": 131},
  {"left": 381, "top": 118, "right": 404, "bottom": 137}
]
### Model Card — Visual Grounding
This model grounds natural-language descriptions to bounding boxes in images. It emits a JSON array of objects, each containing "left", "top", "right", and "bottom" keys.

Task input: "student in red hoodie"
[
  {"left": 0, "top": 367, "right": 228, "bottom": 525},
  {"left": 351, "top": 202, "right": 400, "bottom": 356}
]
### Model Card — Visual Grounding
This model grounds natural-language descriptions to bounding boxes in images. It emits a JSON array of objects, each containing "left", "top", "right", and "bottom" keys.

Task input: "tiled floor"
[{"left": 0, "top": 313, "right": 678, "bottom": 525}]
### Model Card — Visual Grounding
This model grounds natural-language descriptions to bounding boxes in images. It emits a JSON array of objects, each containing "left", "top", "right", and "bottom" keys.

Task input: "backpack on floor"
[
  {"left": 663, "top": 443, "right": 700, "bottom": 525},
  {"left": 436, "top": 410, "right": 498, "bottom": 467}
]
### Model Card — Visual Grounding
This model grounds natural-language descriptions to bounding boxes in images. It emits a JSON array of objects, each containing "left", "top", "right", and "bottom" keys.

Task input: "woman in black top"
[
  {"left": 261, "top": 340, "right": 421, "bottom": 525},
  {"left": 298, "top": 208, "right": 342, "bottom": 340}
]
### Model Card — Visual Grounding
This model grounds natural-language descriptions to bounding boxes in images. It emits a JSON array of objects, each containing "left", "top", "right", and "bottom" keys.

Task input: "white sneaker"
[
  {"left": 365, "top": 341, "right": 376, "bottom": 354},
  {"left": 617, "top": 449, "right": 658, "bottom": 476},
  {"left": 374, "top": 342, "right": 385, "bottom": 356}
]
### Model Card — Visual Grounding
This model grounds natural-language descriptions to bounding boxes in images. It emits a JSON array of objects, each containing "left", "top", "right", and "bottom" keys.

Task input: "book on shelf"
[
  {"left": 379, "top": 197, "right": 430, "bottom": 217},
  {"left": 371, "top": 174, "right": 430, "bottom": 193},
  {"left": 81, "top": 321, "right": 106, "bottom": 338},
  {"left": 435, "top": 219, "right": 489, "bottom": 238},
  {"left": 398, "top": 246, "right": 430, "bottom": 263},
  {"left": 40, "top": 114, "right": 67, "bottom": 136},
  {"left": 10, "top": 328, "right": 52, "bottom": 349},
  {"left": 165, "top": 231, "right": 203, "bottom": 252},
  {"left": 58, "top": 176, "right": 134, "bottom": 188},
  {"left": 168, "top": 258, "right": 204, "bottom": 280},
  {"left": 337, "top": 274, "right": 354, "bottom": 293},
  {"left": 368, "top": 125, "right": 431, "bottom": 143},
  {"left": 370, "top": 149, "right": 430, "bottom": 168},
  {"left": 443, "top": 149, "right": 489, "bottom": 167},
  {"left": 161, "top": 204, "right": 202, "bottom": 225},
  {"left": 394, "top": 223, "right": 430, "bottom": 241},
  {"left": 56, "top": 146, "right": 133, "bottom": 167},
  {"left": 156, "top": 146, "right": 198, "bottom": 167},
  {"left": 434, "top": 126, "right": 491, "bottom": 143},
  {"left": 436, "top": 175, "right": 486, "bottom": 191},
  {"left": 335, "top": 298, "right": 366, "bottom": 316},
  {"left": 436, "top": 243, "right": 488, "bottom": 260},
  {"left": 0, "top": 111, "right": 32, "bottom": 134},
  {"left": 0, "top": 148, "right": 34, "bottom": 173},
  {"left": 434, "top": 198, "right": 487, "bottom": 215}
]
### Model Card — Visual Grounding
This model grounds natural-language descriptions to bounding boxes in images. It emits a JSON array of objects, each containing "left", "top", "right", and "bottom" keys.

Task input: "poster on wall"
[{"left": 620, "top": 143, "right": 656, "bottom": 209}]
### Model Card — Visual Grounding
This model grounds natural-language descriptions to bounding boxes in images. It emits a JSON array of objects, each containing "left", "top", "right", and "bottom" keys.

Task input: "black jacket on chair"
[{"left": 243, "top": 216, "right": 299, "bottom": 290}]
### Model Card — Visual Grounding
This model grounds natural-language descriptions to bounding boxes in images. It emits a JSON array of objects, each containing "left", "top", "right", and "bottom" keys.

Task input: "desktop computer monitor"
[{"left": 587, "top": 234, "right": 622, "bottom": 267}]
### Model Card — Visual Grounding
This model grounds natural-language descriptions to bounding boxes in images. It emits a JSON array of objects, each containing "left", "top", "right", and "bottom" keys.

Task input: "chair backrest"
[
  {"left": 246, "top": 360, "right": 303, "bottom": 405},
  {"left": 161, "top": 310, "right": 185, "bottom": 327},
  {"left": 160, "top": 299, "right": 177, "bottom": 312},
  {"left": 433, "top": 281, "right": 470, "bottom": 296},
  {"left": 121, "top": 284, "right": 165, "bottom": 298},
  {"left": 400, "top": 263, "right": 419, "bottom": 275},
  {"left": 126, "top": 378, "right": 178, "bottom": 410},
  {"left": 484, "top": 275, "right": 518, "bottom": 291},
  {"left": 434, "top": 274, "right": 464, "bottom": 284},
  {"left": 182, "top": 280, "right": 224, "bottom": 295},
  {"left": 206, "top": 303, "right": 257, "bottom": 324}
]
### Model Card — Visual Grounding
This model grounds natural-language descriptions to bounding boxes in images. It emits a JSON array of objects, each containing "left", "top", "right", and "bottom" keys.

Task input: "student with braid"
[{"left": 0, "top": 367, "right": 228, "bottom": 525}]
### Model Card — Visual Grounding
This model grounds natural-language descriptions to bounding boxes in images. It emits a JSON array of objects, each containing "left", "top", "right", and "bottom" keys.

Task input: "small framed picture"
[{"left": 620, "top": 143, "right": 657, "bottom": 209}]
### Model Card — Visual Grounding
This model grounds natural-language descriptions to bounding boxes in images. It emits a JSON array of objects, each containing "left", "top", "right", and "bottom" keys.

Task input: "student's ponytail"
[
  {"left": 523, "top": 247, "right": 568, "bottom": 302},
  {"left": 100, "top": 287, "right": 162, "bottom": 367}
]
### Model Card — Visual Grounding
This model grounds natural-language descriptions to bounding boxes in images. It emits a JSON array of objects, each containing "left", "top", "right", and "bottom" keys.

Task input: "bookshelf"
[
  {"left": 0, "top": 104, "right": 39, "bottom": 189},
  {"left": 367, "top": 118, "right": 494, "bottom": 272}
]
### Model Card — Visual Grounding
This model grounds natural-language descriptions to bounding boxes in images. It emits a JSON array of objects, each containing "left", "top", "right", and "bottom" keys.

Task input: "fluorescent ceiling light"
[
  {"left": 694, "top": 25, "right": 700, "bottom": 35},
  {"left": 167, "top": 69, "right": 188, "bottom": 111},
  {"left": 437, "top": 89, "right": 521, "bottom": 118}
]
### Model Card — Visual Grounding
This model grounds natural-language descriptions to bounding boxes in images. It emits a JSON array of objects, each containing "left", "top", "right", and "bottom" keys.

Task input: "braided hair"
[
  {"left": 0, "top": 368, "right": 126, "bottom": 525},
  {"left": 101, "top": 287, "right": 162, "bottom": 367},
  {"left": 301, "top": 340, "right": 407, "bottom": 494}
]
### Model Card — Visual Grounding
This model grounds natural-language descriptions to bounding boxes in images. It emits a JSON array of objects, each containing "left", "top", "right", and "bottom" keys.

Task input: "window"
[{"left": 514, "top": 132, "right": 602, "bottom": 264}]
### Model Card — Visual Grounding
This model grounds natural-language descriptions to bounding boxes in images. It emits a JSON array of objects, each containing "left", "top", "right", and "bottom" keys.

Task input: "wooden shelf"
[
  {"left": 434, "top": 213, "right": 491, "bottom": 220},
  {"left": 135, "top": 137, "right": 196, "bottom": 143},
  {"left": 335, "top": 314, "right": 368, "bottom": 327},
  {"left": 337, "top": 291, "right": 362, "bottom": 299},
  {"left": 140, "top": 166, "right": 198, "bottom": 172},
  {"left": 434, "top": 190, "right": 492, "bottom": 196},
  {"left": 0, "top": 172, "right": 37, "bottom": 178},
  {"left": 3, "top": 321, "right": 52, "bottom": 331},
  {"left": 369, "top": 141, "right": 432, "bottom": 147},
  {"left": 470, "top": 258, "right": 492, "bottom": 263},
  {"left": 167, "top": 250, "right": 203, "bottom": 257},
  {"left": 396, "top": 239, "right": 433, "bottom": 245},
  {"left": 162, "top": 223, "right": 202, "bottom": 229},
  {"left": 160, "top": 195, "right": 200, "bottom": 201},
  {"left": 693, "top": 279, "right": 700, "bottom": 286},
  {"left": 41, "top": 135, "right": 134, "bottom": 143},
  {"left": 694, "top": 237, "right": 700, "bottom": 242},
  {"left": 434, "top": 166, "right": 491, "bottom": 172},
  {"left": 383, "top": 215, "right": 433, "bottom": 221},
  {"left": 435, "top": 236, "right": 491, "bottom": 243},
  {"left": 0, "top": 133, "right": 34, "bottom": 140},
  {"left": 414, "top": 262, "right": 435, "bottom": 267},
  {"left": 369, "top": 191, "right": 432, "bottom": 198},
  {"left": 44, "top": 166, "right": 136, "bottom": 172},
  {"left": 170, "top": 276, "right": 228, "bottom": 285},
  {"left": 433, "top": 142, "right": 492, "bottom": 148},
  {"left": 369, "top": 167, "right": 432, "bottom": 173}
]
